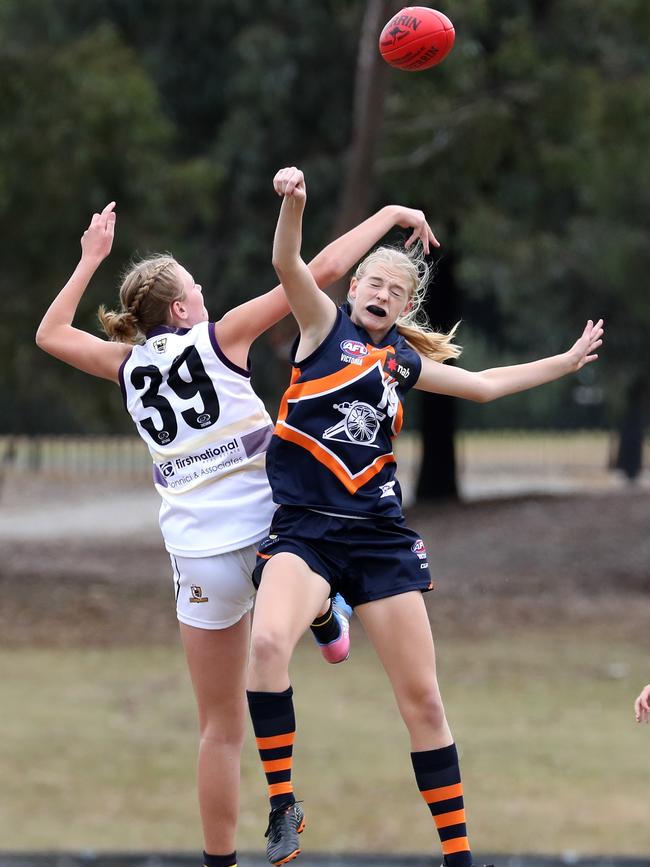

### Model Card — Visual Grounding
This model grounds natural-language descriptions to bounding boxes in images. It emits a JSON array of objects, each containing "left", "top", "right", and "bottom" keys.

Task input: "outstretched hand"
[
  {"left": 273, "top": 167, "right": 306, "bottom": 202},
  {"left": 394, "top": 206, "right": 440, "bottom": 254},
  {"left": 635, "top": 684, "right": 650, "bottom": 724},
  {"left": 81, "top": 201, "right": 116, "bottom": 264},
  {"left": 567, "top": 318, "right": 604, "bottom": 370}
]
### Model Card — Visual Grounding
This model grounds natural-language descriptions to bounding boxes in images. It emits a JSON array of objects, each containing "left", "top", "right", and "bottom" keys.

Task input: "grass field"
[
  {"left": 1, "top": 626, "right": 648, "bottom": 856},
  {"left": 2, "top": 479, "right": 648, "bottom": 858}
]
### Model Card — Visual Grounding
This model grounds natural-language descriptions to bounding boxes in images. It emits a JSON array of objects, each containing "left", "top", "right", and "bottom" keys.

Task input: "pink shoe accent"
[{"left": 318, "top": 613, "right": 350, "bottom": 664}]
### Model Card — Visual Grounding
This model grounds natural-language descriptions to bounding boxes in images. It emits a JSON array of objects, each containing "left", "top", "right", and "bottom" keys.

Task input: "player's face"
[
  {"left": 348, "top": 263, "right": 412, "bottom": 340},
  {"left": 173, "top": 264, "right": 208, "bottom": 326}
]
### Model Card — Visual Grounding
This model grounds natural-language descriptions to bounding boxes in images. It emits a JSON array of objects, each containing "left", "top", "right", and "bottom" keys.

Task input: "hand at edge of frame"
[{"left": 634, "top": 684, "right": 650, "bottom": 723}]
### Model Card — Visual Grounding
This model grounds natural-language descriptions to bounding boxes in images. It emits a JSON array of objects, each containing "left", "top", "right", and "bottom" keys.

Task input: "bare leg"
[
  {"left": 248, "top": 552, "right": 331, "bottom": 691},
  {"left": 357, "top": 592, "right": 473, "bottom": 866},
  {"left": 180, "top": 614, "right": 250, "bottom": 855},
  {"left": 355, "top": 591, "right": 452, "bottom": 750},
  {"left": 246, "top": 554, "right": 331, "bottom": 863}
]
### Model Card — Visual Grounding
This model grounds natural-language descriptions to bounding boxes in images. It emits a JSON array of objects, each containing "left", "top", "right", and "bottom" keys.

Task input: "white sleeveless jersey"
[{"left": 119, "top": 321, "right": 276, "bottom": 557}]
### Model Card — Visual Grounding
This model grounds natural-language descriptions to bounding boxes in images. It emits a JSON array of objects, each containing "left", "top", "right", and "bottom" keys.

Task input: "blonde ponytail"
[
  {"left": 97, "top": 308, "right": 141, "bottom": 343},
  {"left": 396, "top": 320, "right": 461, "bottom": 363}
]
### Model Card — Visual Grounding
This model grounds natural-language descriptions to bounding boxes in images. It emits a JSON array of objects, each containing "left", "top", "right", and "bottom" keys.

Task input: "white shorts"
[{"left": 171, "top": 542, "right": 259, "bottom": 630}]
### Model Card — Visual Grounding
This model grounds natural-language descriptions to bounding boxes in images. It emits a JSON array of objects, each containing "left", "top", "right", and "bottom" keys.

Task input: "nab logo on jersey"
[
  {"left": 340, "top": 339, "right": 368, "bottom": 366},
  {"left": 384, "top": 352, "right": 412, "bottom": 387}
]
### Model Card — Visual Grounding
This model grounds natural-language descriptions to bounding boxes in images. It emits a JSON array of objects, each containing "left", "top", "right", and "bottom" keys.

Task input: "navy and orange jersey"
[{"left": 266, "top": 304, "right": 422, "bottom": 519}]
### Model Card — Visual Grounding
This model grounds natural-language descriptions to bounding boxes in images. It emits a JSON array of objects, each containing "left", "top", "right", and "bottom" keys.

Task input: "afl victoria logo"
[
  {"left": 340, "top": 339, "right": 368, "bottom": 358},
  {"left": 411, "top": 539, "right": 427, "bottom": 557}
]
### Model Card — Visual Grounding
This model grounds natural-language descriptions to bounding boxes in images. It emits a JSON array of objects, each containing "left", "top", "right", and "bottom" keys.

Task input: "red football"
[{"left": 379, "top": 6, "right": 455, "bottom": 71}]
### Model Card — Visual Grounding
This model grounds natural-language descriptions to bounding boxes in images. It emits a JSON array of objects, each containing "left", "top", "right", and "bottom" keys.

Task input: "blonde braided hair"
[{"left": 99, "top": 255, "right": 183, "bottom": 344}]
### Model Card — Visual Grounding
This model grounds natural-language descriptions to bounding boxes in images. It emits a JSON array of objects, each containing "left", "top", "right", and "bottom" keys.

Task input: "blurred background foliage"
[{"left": 1, "top": 0, "right": 648, "bottom": 482}]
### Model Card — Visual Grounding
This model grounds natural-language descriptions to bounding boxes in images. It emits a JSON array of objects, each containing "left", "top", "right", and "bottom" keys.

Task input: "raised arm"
[
  {"left": 217, "top": 167, "right": 440, "bottom": 363},
  {"left": 414, "top": 319, "right": 604, "bottom": 401},
  {"left": 270, "top": 167, "right": 337, "bottom": 359},
  {"left": 36, "top": 202, "right": 130, "bottom": 382}
]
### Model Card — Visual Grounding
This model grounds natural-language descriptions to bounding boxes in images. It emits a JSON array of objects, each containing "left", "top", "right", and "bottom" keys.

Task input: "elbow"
[
  {"left": 470, "top": 376, "right": 494, "bottom": 403},
  {"left": 272, "top": 255, "right": 287, "bottom": 278},
  {"left": 35, "top": 325, "right": 48, "bottom": 351},
  {"left": 272, "top": 256, "right": 301, "bottom": 283},
  {"left": 35, "top": 322, "right": 57, "bottom": 354}
]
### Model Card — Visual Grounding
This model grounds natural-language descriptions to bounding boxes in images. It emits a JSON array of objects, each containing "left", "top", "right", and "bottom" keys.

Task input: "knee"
[
  {"left": 401, "top": 688, "right": 447, "bottom": 732},
  {"left": 199, "top": 713, "right": 246, "bottom": 749},
  {"left": 249, "top": 629, "right": 292, "bottom": 675}
]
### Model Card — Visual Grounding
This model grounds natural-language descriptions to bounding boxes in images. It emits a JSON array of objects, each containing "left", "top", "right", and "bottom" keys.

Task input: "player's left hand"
[
  {"left": 394, "top": 206, "right": 440, "bottom": 254},
  {"left": 566, "top": 319, "right": 604, "bottom": 371},
  {"left": 80, "top": 201, "right": 116, "bottom": 264},
  {"left": 273, "top": 167, "right": 306, "bottom": 202}
]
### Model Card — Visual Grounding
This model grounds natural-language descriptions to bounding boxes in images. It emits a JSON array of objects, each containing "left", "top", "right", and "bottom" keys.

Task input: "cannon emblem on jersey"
[{"left": 322, "top": 400, "right": 386, "bottom": 448}]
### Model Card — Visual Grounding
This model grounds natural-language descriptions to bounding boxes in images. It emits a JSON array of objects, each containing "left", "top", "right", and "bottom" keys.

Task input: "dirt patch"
[{"left": 1, "top": 481, "right": 648, "bottom": 647}]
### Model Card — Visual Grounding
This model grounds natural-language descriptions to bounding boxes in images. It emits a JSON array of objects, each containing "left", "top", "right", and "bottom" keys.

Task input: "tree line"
[{"left": 1, "top": 0, "right": 648, "bottom": 492}]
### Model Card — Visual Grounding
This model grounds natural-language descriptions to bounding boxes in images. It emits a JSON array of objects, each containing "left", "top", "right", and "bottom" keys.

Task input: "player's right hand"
[{"left": 273, "top": 167, "right": 306, "bottom": 201}]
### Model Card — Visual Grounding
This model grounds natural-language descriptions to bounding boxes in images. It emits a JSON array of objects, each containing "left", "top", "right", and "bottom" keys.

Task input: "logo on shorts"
[
  {"left": 411, "top": 539, "right": 427, "bottom": 560},
  {"left": 258, "top": 535, "right": 278, "bottom": 552},
  {"left": 161, "top": 461, "right": 175, "bottom": 478},
  {"left": 153, "top": 337, "right": 168, "bottom": 354},
  {"left": 189, "top": 584, "right": 208, "bottom": 603}
]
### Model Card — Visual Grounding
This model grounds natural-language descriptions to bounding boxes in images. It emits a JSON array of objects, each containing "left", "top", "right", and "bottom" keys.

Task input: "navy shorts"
[{"left": 253, "top": 505, "right": 433, "bottom": 608}]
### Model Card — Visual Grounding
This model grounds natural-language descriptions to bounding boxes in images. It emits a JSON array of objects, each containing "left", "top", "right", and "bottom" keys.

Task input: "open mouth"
[{"left": 366, "top": 304, "right": 387, "bottom": 318}]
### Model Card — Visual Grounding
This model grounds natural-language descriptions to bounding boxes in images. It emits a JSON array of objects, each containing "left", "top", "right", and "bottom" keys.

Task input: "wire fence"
[{"left": 2, "top": 431, "right": 647, "bottom": 497}]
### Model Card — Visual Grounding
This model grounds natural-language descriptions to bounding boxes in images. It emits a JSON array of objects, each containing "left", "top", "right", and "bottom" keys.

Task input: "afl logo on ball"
[{"left": 411, "top": 539, "right": 427, "bottom": 560}]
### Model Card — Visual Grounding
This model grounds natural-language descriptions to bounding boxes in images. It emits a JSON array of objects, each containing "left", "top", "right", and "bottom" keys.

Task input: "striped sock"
[
  {"left": 247, "top": 686, "right": 296, "bottom": 809},
  {"left": 411, "top": 744, "right": 472, "bottom": 867},
  {"left": 203, "top": 852, "right": 236, "bottom": 867},
  {"left": 310, "top": 600, "right": 341, "bottom": 645}
]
